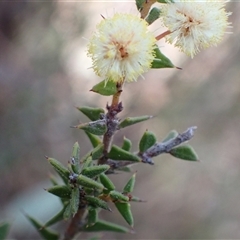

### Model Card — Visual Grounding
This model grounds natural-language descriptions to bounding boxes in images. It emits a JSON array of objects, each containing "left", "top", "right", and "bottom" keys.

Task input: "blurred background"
[{"left": 0, "top": 1, "right": 239, "bottom": 239}]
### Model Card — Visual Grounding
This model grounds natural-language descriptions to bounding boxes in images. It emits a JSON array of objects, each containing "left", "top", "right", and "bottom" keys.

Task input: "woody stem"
[{"left": 98, "top": 82, "right": 123, "bottom": 165}]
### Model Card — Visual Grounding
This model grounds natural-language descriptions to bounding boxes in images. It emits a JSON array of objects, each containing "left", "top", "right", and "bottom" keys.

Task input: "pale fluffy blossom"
[
  {"left": 161, "top": 0, "right": 232, "bottom": 57},
  {"left": 87, "top": 13, "right": 156, "bottom": 83}
]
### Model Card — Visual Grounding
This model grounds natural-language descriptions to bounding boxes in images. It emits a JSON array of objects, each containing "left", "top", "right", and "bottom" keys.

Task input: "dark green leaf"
[
  {"left": 63, "top": 203, "right": 72, "bottom": 220},
  {"left": 162, "top": 130, "right": 178, "bottom": 143},
  {"left": 0, "top": 222, "right": 10, "bottom": 240},
  {"left": 139, "top": 130, "right": 157, "bottom": 152},
  {"left": 81, "top": 155, "right": 93, "bottom": 170},
  {"left": 110, "top": 190, "right": 129, "bottom": 202},
  {"left": 46, "top": 185, "right": 71, "bottom": 199},
  {"left": 25, "top": 215, "right": 59, "bottom": 240},
  {"left": 119, "top": 115, "right": 153, "bottom": 129},
  {"left": 90, "top": 79, "right": 117, "bottom": 96},
  {"left": 81, "top": 165, "right": 110, "bottom": 178},
  {"left": 70, "top": 187, "right": 80, "bottom": 216},
  {"left": 85, "top": 132, "right": 102, "bottom": 148},
  {"left": 80, "top": 144, "right": 104, "bottom": 165},
  {"left": 87, "top": 207, "right": 98, "bottom": 227},
  {"left": 99, "top": 173, "right": 115, "bottom": 191},
  {"left": 84, "top": 220, "right": 130, "bottom": 233},
  {"left": 170, "top": 145, "right": 198, "bottom": 161},
  {"left": 44, "top": 207, "right": 66, "bottom": 227},
  {"left": 77, "top": 106, "right": 105, "bottom": 121},
  {"left": 108, "top": 145, "right": 141, "bottom": 162},
  {"left": 145, "top": 7, "right": 160, "bottom": 25},
  {"left": 47, "top": 157, "right": 70, "bottom": 184},
  {"left": 115, "top": 202, "right": 134, "bottom": 227},
  {"left": 92, "top": 143, "right": 104, "bottom": 160},
  {"left": 71, "top": 142, "right": 80, "bottom": 174},
  {"left": 151, "top": 47, "right": 175, "bottom": 69},
  {"left": 77, "top": 175, "right": 104, "bottom": 190},
  {"left": 135, "top": 0, "right": 145, "bottom": 11},
  {"left": 123, "top": 173, "right": 136, "bottom": 194},
  {"left": 121, "top": 137, "right": 132, "bottom": 151},
  {"left": 85, "top": 196, "right": 111, "bottom": 211},
  {"left": 74, "top": 120, "right": 107, "bottom": 136}
]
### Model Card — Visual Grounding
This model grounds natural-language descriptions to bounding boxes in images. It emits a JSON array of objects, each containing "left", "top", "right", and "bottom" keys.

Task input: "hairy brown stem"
[
  {"left": 111, "top": 82, "right": 122, "bottom": 108},
  {"left": 98, "top": 82, "right": 123, "bottom": 165},
  {"left": 63, "top": 206, "right": 88, "bottom": 240},
  {"left": 140, "top": 0, "right": 158, "bottom": 19}
]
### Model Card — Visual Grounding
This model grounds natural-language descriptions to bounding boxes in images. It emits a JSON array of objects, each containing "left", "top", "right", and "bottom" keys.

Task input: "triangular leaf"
[
  {"left": 47, "top": 157, "right": 70, "bottom": 185},
  {"left": 84, "top": 220, "right": 131, "bottom": 233},
  {"left": 81, "top": 155, "right": 93, "bottom": 170},
  {"left": 74, "top": 120, "right": 107, "bottom": 136},
  {"left": 77, "top": 106, "right": 105, "bottom": 121},
  {"left": 145, "top": 7, "right": 160, "bottom": 25},
  {"left": 85, "top": 196, "right": 111, "bottom": 212},
  {"left": 85, "top": 132, "right": 102, "bottom": 148},
  {"left": 99, "top": 173, "right": 115, "bottom": 191},
  {"left": 80, "top": 144, "right": 104, "bottom": 163},
  {"left": 123, "top": 173, "right": 136, "bottom": 194},
  {"left": 81, "top": 165, "right": 110, "bottom": 178},
  {"left": 90, "top": 79, "right": 117, "bottom": 96},
  {"left": 46, "top": 185, "right": 71, "bottom": 199},
  {"left": 70, "top": 187, "right": 80, "bottom": 216},
  {"left": 77, "top": 175, "right": 104, "bottom": 190},
  {"left": 87, "top": 207, "right": 98, "bottom": 227},
  {"left": 44, "top": 207, "right": 66, "bottom": 228},
  {"left": 63, "top": 203, "right": 72, "bottom": 220},
  {"left": 170, "top": 145, "right": 199, "bottom": 161},
  {"left": 162, "top": 130, "right": 178, "bottom": 143},
  {"left": 110, "top": 190, "right": 129, "bottom": 202},
  {"left": 92, "top": 143, "right": 104, "bottom": 160},
  {"left": 25, "top": 215, "right": 59, "bottom": 240},
  {"left": 139, "top": 130, "right": 157, "bottom": 152},
  {"left": 108, "top": 145, "right": 141, "bottom": 162},
  {"left": 136, "top": 0, "right": 145, "bottom": 11},
  {"left": 115, "top": 202, "right": 134, "bottom": 227},
  {"left": 151, "top": 47, "right": 175, "bottom": 69},
  {"left": 122, "top": 137, "right": 132, "bottom": 152},
  {"left": 119, "top": 115, "right": 153, "bottom": 129},
  {"left": 70, "top": 142, "right": 80, "bottom": 174}
]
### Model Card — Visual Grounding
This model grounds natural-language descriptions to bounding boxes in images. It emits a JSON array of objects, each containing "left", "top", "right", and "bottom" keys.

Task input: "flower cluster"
[
  {"left": 87, "top": 13, "right": 156, "bottom": 83},
  {"left": 161, "top": 0, "right": 231, "bottom": 57},
  {"left": 87, "top": 1, "right": 232, "bottom": 83}
]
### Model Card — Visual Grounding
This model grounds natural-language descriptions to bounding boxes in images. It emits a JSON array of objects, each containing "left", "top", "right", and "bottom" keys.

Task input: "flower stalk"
[{"left": 156, "top": 30, "right": 171, "bottom": 41}]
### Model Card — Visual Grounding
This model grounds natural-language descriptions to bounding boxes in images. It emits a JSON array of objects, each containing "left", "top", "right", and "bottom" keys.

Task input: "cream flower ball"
[
  {"left": 161, "top": 0, "right": 232, "bottom": 57},
  {"left": 87, "top": 13, "right": 156, "bottom": 83}
]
